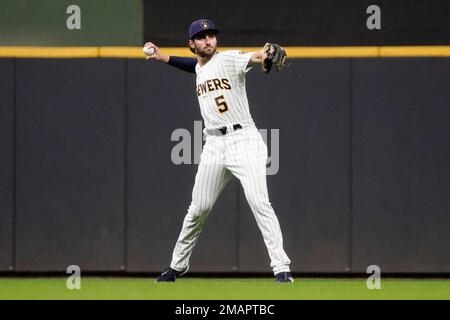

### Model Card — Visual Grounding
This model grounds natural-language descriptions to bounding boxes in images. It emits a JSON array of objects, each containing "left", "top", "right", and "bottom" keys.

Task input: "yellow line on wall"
[
  {"left": 0, "top": 46, "right": 449, "bottom": 58},
  {"left": 286, "top": 46, "right": 381, "bottom": 57},
  {"left": 0, "top": 46, "right": 99, "bottom": 58},
  {"left": 379, "top": 46, "right": 450, "bottom": 57}
]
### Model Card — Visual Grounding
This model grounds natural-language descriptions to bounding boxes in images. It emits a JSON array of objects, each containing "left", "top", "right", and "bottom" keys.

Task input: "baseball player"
[{"left": 144, "top": 19, "right": 293, "bottom": 283}]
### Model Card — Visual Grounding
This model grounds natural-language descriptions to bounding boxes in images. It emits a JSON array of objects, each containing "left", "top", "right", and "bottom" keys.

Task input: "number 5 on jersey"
[{"left": 215, "top": 95, "right": 228, "bottom": 113}]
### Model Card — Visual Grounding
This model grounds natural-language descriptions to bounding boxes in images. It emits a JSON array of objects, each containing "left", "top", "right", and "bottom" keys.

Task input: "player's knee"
[
  {"left": 188, "top": 202, "right": 213, "bottom": 219},
  {"left": 247, "top": 196, "right": 273, "bottom": 213}
]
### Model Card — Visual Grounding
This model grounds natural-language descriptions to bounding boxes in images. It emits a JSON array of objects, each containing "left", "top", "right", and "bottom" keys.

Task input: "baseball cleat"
[
  {"left": 275, "top": 272, "right": 294, "bottom": 283},
  {"left": 155, "top": 266, "right": 188, "bottom": 282}
]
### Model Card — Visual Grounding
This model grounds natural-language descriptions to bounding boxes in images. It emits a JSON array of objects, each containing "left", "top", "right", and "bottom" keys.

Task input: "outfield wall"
[{"left": 0, "top": 57, "right": 449, "bottom": 273}]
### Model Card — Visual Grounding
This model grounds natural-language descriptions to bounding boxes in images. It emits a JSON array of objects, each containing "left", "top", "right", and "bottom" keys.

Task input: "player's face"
[{"left": 190, "top": 32, "right": 218, "bottom": 58}]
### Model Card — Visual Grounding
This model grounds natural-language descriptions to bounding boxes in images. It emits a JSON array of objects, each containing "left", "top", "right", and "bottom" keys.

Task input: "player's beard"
[{"left": 196, "top": 44, "right": 217, "bottom": 58}]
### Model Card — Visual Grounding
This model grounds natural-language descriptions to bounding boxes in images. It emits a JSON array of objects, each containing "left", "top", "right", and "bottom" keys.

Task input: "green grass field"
[{"left": 0, "top": 277, "right": 449, "bottom": 300}]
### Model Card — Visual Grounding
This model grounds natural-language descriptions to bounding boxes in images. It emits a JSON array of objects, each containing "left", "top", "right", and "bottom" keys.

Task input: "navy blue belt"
[{"left": 218, "top": 124, "right": 242, "bottom": 135}]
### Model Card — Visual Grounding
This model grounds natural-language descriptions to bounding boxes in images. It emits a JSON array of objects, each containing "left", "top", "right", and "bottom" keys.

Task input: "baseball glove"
[{"left": 262, "top": 43, "right": 287, "bottom": 73}]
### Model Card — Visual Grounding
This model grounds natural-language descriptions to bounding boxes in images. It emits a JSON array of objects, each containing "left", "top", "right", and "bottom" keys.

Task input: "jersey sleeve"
[
  {"left": 233, "top": 51, "right": 254, "bottom": 74},
  {"left": 222, "top": 50, "right": 254, "bottom": 76}
]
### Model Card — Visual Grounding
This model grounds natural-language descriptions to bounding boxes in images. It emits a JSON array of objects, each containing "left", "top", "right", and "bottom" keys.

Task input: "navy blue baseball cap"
[{"left": 188, "top": 19, "right": 219, "bottom": 39}]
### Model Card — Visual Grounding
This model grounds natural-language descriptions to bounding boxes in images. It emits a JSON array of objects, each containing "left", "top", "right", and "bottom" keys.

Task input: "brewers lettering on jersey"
[
  {"left": 195, "top": 50, "right": 256, "bottom": 129},
  {"left": 144, "top": 18, "right": 294, "bottom": 283}
]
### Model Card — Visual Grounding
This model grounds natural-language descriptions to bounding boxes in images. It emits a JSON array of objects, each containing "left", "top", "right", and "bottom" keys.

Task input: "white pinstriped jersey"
[{"left": 195, "top": 50, "right": 255, "bottom": 130}]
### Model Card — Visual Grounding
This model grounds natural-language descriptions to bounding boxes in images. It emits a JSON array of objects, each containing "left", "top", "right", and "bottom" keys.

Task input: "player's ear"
[{"left": 188, "top": 40, "right": 196, "bottom": 54}]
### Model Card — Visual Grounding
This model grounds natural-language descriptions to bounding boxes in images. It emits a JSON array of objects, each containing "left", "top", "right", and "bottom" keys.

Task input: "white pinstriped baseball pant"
[{"left": 170, "top": 125, "right": 291, "bottom": 275}]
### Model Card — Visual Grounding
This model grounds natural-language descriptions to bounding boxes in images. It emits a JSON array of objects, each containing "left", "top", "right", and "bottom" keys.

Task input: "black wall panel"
[
  {"left": 15, "top": 59, "right": 125, "bottom": 271},
  {"left": 352, "top": 59, "right": 450, "bottom": 272},
  {"left": 238, "top": 60, "right": 351, "bottom": 272},
  {"left": 1, "top": 57, "right": 449, "bottom": 273},
  {"left": 126, "top": 60, "right": 238, "bottom": 272},
  {"left": 0, "top": 59, "right": 14, "bottom": 271}
]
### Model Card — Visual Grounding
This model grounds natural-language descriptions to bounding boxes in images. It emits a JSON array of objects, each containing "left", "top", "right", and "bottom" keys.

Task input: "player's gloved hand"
[{"left": 262, "top": 43, "right": 287, "bottom": 73}]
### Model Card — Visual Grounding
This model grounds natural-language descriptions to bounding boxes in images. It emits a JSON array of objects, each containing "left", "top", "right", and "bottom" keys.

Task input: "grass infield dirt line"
[
  {"left": 0, "top": 46, "right": 450, "bottom": 58},
  {"left": 0, "top": 278, "right": 449, "bottom": 300}
]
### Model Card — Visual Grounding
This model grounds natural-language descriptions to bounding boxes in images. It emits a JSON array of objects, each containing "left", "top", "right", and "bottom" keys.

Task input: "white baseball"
[{"left": 143, "top": 46, "right": 155, "bottom": 56}]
